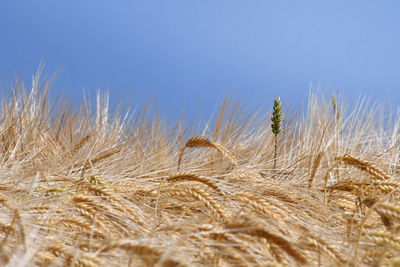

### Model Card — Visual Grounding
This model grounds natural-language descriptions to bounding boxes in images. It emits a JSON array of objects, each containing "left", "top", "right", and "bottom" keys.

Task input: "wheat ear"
[
  {"left": 86, "top": 184, "right": 145, "bottom": 226},
  {"left": 226, "top": 217, "right": 307, "bottom": 265},
  {"left": 167, "top": 173, "right": 222, "bottom": 195},
  {"left": 308, "top": 151, "right": 324, "bottom": 188},
  {"left": 338, "top": 154, "right": 391, "bottom": 180},
  {"left": 100, "top": 240, "right": 186, "bottom": 267},
  {"left": 302, "top": 232, "right": 347, "bottom": 264},
  {"left": 58, "top": 218, "right": 106, "bottom": 239},
  {"left": 46, "top": 243, "right": 105, "bottom": 267},
  {"left": 180, "top": 187, "right": 228, "bottom": 220},
  {"left": 161, "top": 186, "right": 228, "bottom": 220},
  {"left": 177, "top": 136, "right": 237, "bottom": 170},
  {"left": 89, "top": 148, "right": 121, "bottom": 166},
  {"left": 271, "top": 97, "right": 282, "bottom": 171},
  {"left": 354, "top": 202, "right": 400, "bottom": 261},
  {"left": 324, "top": 154, "right": 391, "bottom": 204},
  {"left": 367, "top": 229, "right": 400, "bottom": 252},
  {"left": 71, "top": 133, "right": 91, "bottom": 155},
  {"left": 235, "top": 192, "right": 291, "bottom": 218},
  {"left": 12, "top": 208, "right": 26, "bottom": 250}
]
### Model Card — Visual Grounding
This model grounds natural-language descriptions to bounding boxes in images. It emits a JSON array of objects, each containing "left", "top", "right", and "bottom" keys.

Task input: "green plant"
[{"left": 271, "top": 97, "right": 282, "bottom": 171}]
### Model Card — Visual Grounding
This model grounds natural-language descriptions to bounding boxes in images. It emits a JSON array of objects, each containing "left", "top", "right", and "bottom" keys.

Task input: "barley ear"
[{"left": 271, "top": 97, "right": 282, "bottom": 171}]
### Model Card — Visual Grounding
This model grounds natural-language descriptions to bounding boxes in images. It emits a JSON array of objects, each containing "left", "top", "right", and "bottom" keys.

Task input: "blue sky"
[{"left": 1, "top": 1, "right": 399, "bottom": 121}]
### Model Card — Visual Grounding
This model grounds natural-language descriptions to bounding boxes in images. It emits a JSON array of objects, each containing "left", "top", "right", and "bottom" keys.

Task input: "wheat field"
[{"left": 0, "top": 73, "right": 400, "bottom": 266}]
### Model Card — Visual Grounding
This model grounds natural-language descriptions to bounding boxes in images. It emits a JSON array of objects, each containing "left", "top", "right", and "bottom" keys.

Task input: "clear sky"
[{"left": 1, "top": 1, "right": 399, "bottom": 121}]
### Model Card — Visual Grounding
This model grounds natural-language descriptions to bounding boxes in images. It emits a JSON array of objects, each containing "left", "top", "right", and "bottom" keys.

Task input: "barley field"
[{"left": 1, "top": 74, "right": 400, "bottom": 266}]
